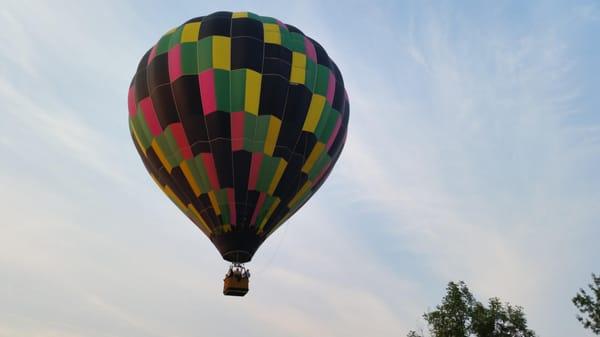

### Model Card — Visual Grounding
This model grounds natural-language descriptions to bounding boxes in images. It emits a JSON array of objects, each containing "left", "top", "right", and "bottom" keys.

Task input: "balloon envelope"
[{"left": 128, "top": 11, "right": 349, "bottom": 263}]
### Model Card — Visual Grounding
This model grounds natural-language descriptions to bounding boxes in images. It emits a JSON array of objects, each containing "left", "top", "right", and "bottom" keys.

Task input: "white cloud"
[
  {"left": 329, "top": 4, "right": 599, "bottom": 336},
  {"left": 0, "top": 77, "right": 129, "bottom": 184}
]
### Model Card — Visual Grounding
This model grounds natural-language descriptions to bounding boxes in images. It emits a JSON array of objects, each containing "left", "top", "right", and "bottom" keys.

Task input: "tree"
[
  {"left": 572, "top": 273, "right": 600, "bottom": 335},
  {"left": 407, "top": 281, "right": 536, "bottom": 337},
  {"left": 470, "top": 298, "right": 534, "bottom": 337},
  {"left": 424, "top": 281, "right": 475, "bottom": 337}
]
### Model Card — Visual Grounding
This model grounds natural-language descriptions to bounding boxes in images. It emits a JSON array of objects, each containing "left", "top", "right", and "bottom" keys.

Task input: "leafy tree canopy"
[
  {"left": 572, "top": 273, "right": 600, "bottom": 335},
  {"left": 407, "top": 281, "right": 535, "bottom": 337}
]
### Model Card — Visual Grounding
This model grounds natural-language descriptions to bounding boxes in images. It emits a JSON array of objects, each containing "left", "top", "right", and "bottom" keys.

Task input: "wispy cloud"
[
  {"left": 329, "top": 3, "right": 599, "bottom": 336},
  {"left": 0, "top": 78, "right": 129, "bottom": 183}
]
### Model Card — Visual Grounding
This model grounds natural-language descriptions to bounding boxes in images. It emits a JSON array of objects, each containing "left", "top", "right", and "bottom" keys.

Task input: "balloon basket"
[{"left": 223, "top": 264, "right": 250, "bottom": 296}]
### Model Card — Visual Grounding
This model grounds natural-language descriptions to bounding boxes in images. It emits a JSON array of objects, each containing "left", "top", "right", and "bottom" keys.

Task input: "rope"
[{"left": 254, "top": 221, "right": 290, "bottom": 275}]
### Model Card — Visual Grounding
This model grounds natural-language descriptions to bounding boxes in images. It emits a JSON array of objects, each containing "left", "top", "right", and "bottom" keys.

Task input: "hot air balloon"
[{"left": 128, "top": 11, "right": 349, "bottom": 296}]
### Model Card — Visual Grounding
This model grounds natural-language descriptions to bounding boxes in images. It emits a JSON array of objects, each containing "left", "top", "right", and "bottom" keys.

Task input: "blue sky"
[{"left": 1, "top": 1, "right": 599, "bottom": 336}]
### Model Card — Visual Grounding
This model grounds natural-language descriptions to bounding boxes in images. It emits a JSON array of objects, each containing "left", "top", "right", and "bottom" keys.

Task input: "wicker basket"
[{"left": 223, "top": 274, "right": 249, "bottom": 296}]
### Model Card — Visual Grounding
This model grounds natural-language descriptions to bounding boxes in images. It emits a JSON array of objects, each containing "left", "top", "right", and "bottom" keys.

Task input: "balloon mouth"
[
  {"left": 222, "top": 250, "right": 253, "bottom": 263},
  {"left": 211, "top": 230, "right": 264, "bottom": 263}
]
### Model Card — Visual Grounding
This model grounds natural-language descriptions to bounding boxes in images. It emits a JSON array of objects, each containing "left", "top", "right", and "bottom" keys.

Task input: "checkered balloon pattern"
[{"left": 128, "top": 11, "right": 349, "bottom": 262}]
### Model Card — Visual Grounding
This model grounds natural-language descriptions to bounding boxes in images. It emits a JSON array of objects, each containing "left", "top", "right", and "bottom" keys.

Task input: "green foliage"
[
  {"left": 471, "top": 298, "right": 535, "bottom": 337},
  {"left": 407, "top": 331, "right": 423, "bottom": 337},
  {"left": 407, "top": 281, "right": 536, "bottom": 337},
  {"left": 572, "top": 273, "right": 600, "bottom": 335},
  {"left": 424, "top": 282, "right": 475, "bottom": 337}
]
